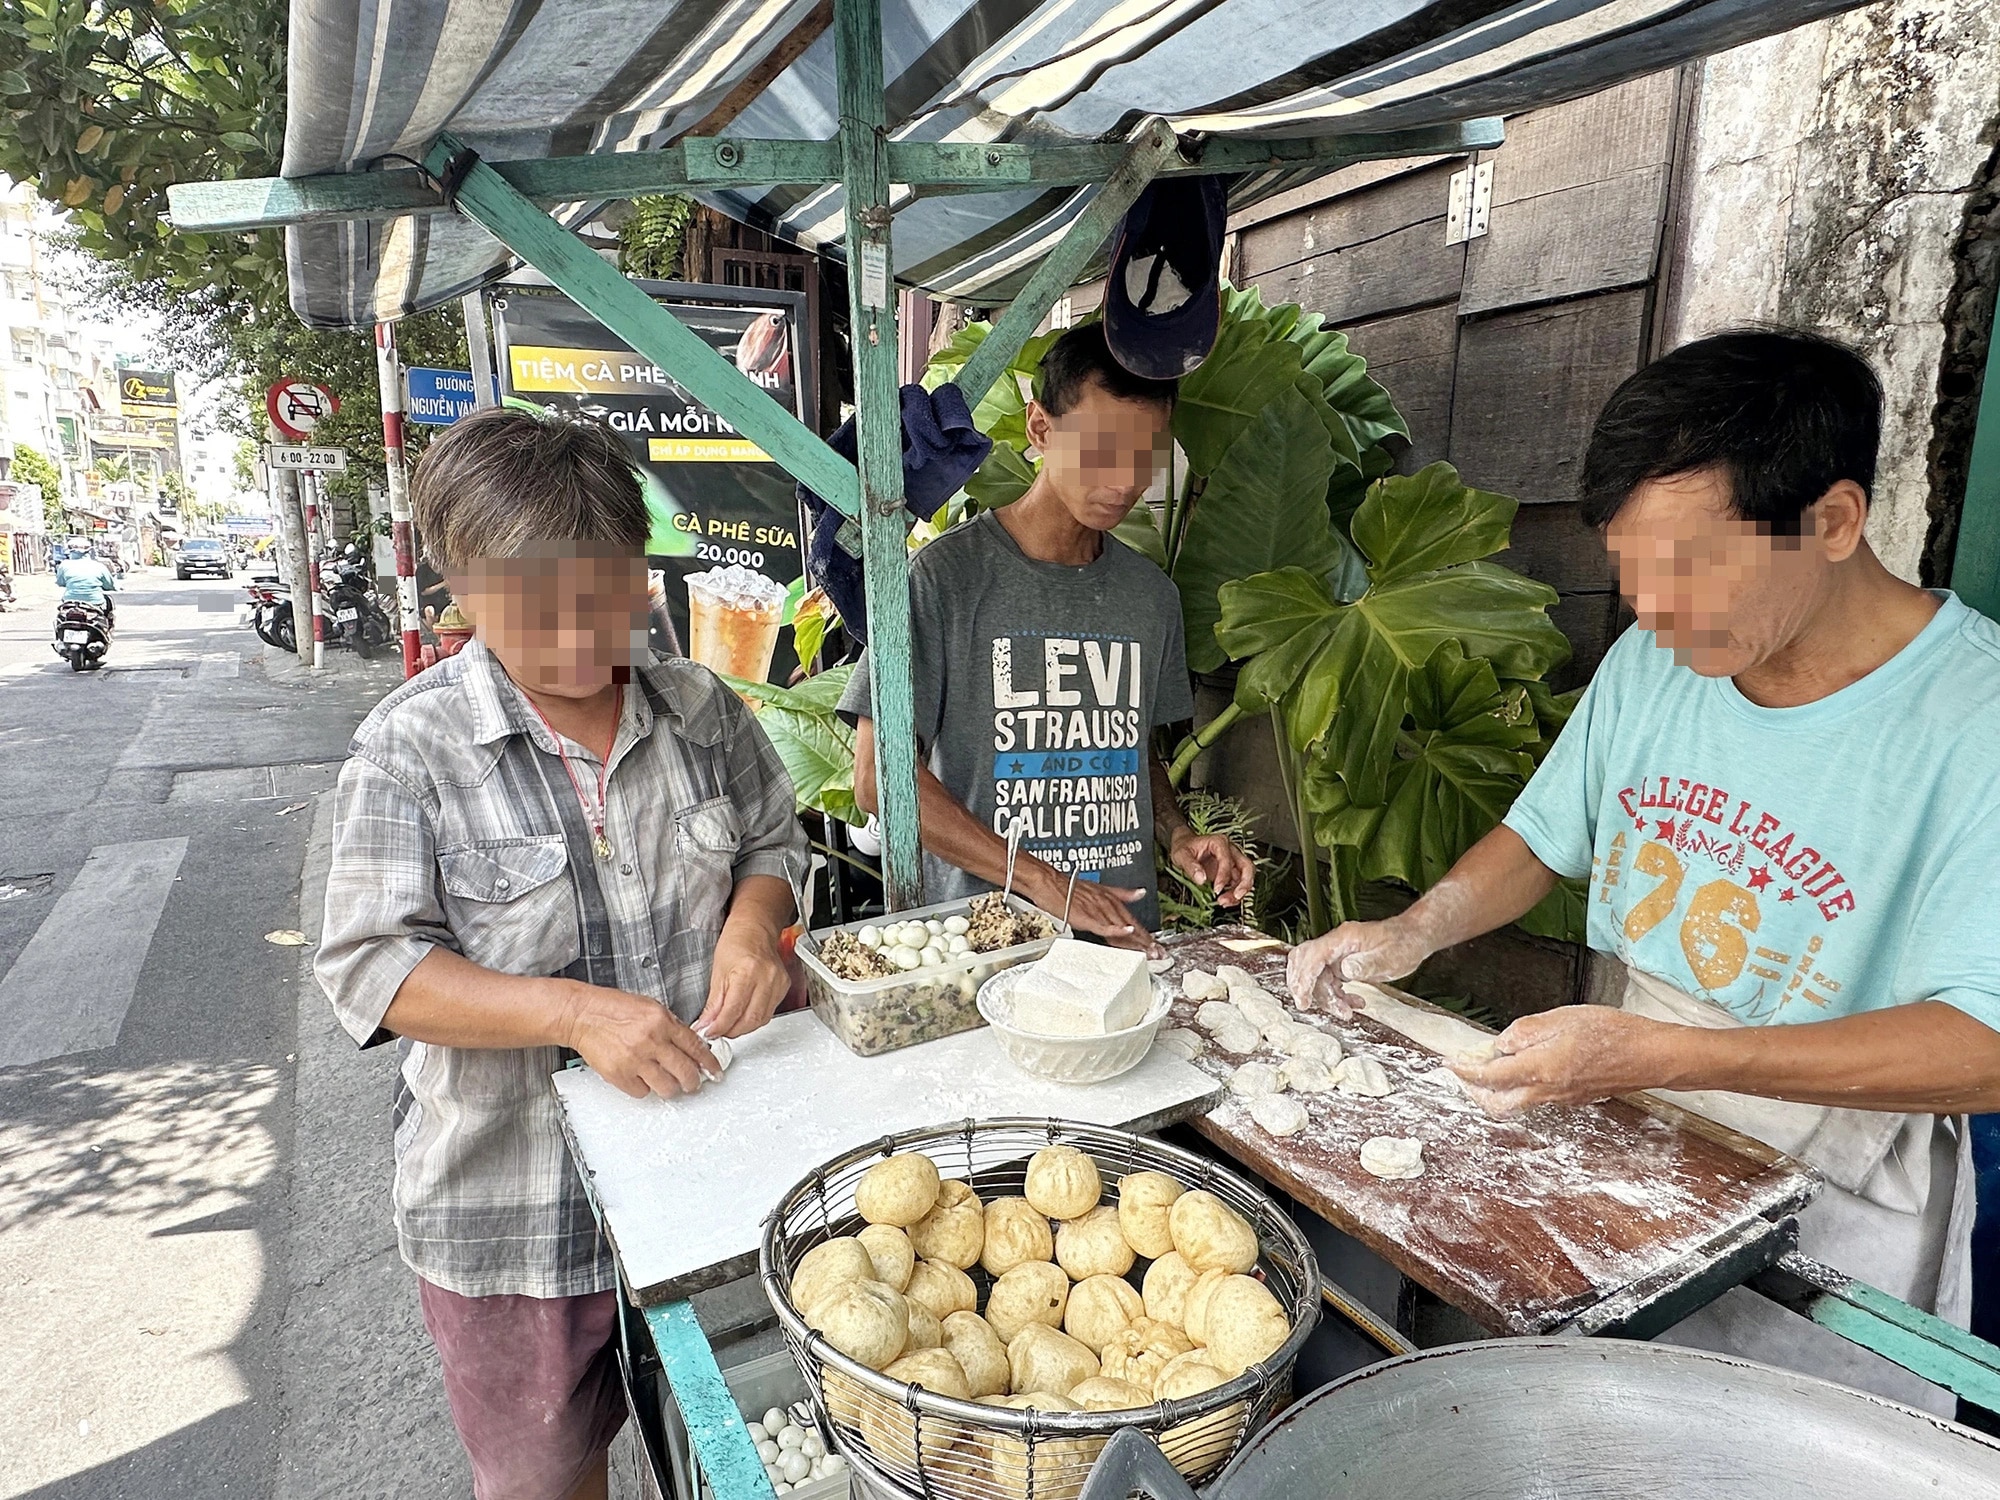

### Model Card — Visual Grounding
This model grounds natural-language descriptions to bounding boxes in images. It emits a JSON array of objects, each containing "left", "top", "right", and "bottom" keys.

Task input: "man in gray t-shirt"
[{"left": 841, "top": 324, "right": 1253, "bottom": 947}]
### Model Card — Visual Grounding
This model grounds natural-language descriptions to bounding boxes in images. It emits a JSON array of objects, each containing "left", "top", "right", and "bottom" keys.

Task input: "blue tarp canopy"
[{"left": 281, "top": 0, "right": 1868, "bottom": 328}]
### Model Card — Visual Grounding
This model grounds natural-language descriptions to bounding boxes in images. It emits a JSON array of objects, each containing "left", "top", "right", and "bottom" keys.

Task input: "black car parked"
[{"left": 173, "top": 537, "right": 233, "bottom": 580}]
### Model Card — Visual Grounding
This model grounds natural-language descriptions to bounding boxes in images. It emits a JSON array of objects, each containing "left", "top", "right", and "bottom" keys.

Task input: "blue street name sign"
[{"left": 405, "top": 367, "right": 479, "bottom": 425}]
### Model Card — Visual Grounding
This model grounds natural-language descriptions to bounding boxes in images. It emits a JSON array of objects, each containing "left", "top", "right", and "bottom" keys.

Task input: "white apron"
[{"left": 1620, "top": 965, "right": 1979, "bottom": 1415}]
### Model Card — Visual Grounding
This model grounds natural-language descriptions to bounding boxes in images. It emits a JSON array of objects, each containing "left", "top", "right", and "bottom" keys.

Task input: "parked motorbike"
[
  {"left": 246, "top": 579, "right": 296, "bottom": 653},
  {"left": 322, "top": 543, "right": 394, "bottom": 659},
  {"left": 52, "top": 599, "right": 113, "bottom": 671},
  {"left": 0, "top": 568, "right": 15, "bottom": 612}
]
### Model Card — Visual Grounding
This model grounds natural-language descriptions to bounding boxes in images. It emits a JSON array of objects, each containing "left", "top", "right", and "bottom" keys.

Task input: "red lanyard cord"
[{"left": 524, "top": 685, "right": 622, "bottom": 860}]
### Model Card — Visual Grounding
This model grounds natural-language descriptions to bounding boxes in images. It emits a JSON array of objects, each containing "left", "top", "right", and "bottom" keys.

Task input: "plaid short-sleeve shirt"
[{"left": 315, "top": 640, "right": 806, "bottom": 1298}]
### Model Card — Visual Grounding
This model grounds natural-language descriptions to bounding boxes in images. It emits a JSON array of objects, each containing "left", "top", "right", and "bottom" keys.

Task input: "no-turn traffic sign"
[{"left": 267, "top": 380, "right": 338, "bottom": 440}]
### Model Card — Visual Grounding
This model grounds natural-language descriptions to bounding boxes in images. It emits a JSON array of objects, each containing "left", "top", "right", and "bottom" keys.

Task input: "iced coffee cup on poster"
[{"left": 686, "top": 563, "right": 786, "bottom": 684}]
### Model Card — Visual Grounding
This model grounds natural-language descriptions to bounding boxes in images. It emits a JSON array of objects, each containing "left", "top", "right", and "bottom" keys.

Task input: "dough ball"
[
  {"left": 1248, "top": 1093, "right": 1308, "bottom": 1137},
  {"left": 1055, "top": 1205, "right": 1135, "bottom": 1281},
  {"left": 1142, "top": 1251, "right": 1200, "bottom": 1327},
  {"left": 1259, "top": 1018, "right": 1304, "bottom": 1049},
  {"left": 885, "top": 1346, "right": 971, "bottom": 1399},
  {"left": 1210, "top": 1018, "right": 1262, "bottom": 1055},
  {"left": 981, "top": 1197, "right": 1055, "bottom": 1277},
  {"left": 1155, "top": 1370, "right": 1245, "bottom": 1480},
  {"left": 1232, "top": 992, "right": 1287, "bottom": 1032},
  {"left": 1115, "top": 1171, "right": 1184, "bottom": 1259},
  {"left": 977, "top": 1393, "right": 1100, "bottom": 1500},
  {"left": 861, "top": 1350, "right": 970, "bottom": 1471},
  {"left": 1284, "top": 1028, "right": 1341, "bottom": 1065},
  {"left": 908, "top": 1178, "right": 985, "bottom": 1269},
  {"left": 1359, "top": 1136, "right": 1426, "bottom": 1180},
  {"left": 905, "top": 1296, "right": 944, "bottom": 1351},
  {"left": 1181, "top": 969, "right": 1229, "bottom": 1000},
  {"left": 1169, "top": 1190, "right": 1260, "bottom": 1274},
  {"left": 857, "top": 1153, "right": 942, "bottom": 1226},
  {"left": 1278, "top": 1056, "right": 1337, "bottom": 1094},
  {"left": 906, "top": 1257, "right": 979, "bottom": 1320},
  {"left": 1069, "top": 1376, "right": 1154, "bottom": 1412},
  {"left": 1194, "top": 1000, "right": 1240, "bottom": 1034},
  {"left": 857, "top": 1223, "right": 916, "bottom": 1292},
  {"left": 1152, "top": 1349, "right": 1230, "bottom": 1400},
  {"left": 1336, "top": 1055, "right": 1395, "bottom": 1098},
  {"left": 1063, "top": 1273, "right": 1143, "bottom": 1353},
  {"left": 805, "top": 1278, "right": 908, "bottom": 1371},
  {"left": 1008, "top": 1322, "right": 1099, "bottom": 1398},
  {"left": 940, "top": 1310, "right": 1011, "bottom": 1398},
  {"left": 1227, "top": 1061, "right": 1284, "bottom": 1097},
  {"left": 1155, "top": 1027, "right": 1207, "bottom": 1062},
  {"left": 1098, "top": 1317, "right": 1194, "bottom": 1390},
  {"left": 1181, "top": 1268, "right": 1231, "bottom": 1345},
  {"left": 1024, "top": 1145, "right": 1102, "bottom": 1220},
  {"left": 790, "top": 1236, "right": 878, "bottom": 1316},
  {"left": 1199, "top": 1275, "right": 1290, "bottom": 1377},
  {"left": 1213, "top": 965, "right": 1259, "bottom": 990},
  {"left": 985, "top": 1260, "right": 1069, "bottom": 1343}
]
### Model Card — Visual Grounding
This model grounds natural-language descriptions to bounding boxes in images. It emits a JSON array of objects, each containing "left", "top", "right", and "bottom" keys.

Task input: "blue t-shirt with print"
[{"left": 1505, "top": 592, "right": 2000, "bottom": 1033}]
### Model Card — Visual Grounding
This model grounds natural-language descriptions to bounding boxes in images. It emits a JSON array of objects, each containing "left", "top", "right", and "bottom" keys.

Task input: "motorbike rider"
[{"left": 56, "top": 547, "right": 118, "bottom": 625}]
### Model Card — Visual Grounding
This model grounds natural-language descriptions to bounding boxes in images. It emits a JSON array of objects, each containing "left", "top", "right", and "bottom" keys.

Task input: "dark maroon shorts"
[{"left": 418, "top": 1278, "right": 628, "bottom": 1500}]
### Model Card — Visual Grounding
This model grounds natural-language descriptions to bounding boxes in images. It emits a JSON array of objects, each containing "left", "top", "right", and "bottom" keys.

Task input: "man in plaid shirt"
[{"left": 316, "top": 407, "right": 806, "bottom": 1500}]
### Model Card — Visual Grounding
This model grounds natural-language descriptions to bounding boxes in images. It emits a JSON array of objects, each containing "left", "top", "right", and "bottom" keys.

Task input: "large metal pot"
[{"left": 1080, "top": 1339, "right": 2000, "bottom": 1499}]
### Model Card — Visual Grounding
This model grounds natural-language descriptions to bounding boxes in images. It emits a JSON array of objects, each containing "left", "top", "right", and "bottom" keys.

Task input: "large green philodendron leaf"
[
  {"left": 1317, "top": 563, "right": 1568, "bottom": 799},
  {"left": 1311, "top": 643, "right": 1537, "bottom": 888},
  {"left": 1224, "top": 282, "right": 1408, "bottom": 451},
  {"left": 1173, "top": 384, "right": 1341, "bottom": 673},
  {"left": 965, "top": 440, "right": 1038, "bottom": 509},
  {"left": 722, "top": 666, "right": 863, "bottom": 825},
  {"left": 1214, "top": 567, "right": 1340, "bottom": 701},
  {"left": 1172, "top": 310, "right": 1310, "bottom": 474},
  {"left": 1350, "top": 462, "right": 1519, "bottom": 587},
  {"left": 1113, "top": 505, "right": 1168, "bottom": 567}
]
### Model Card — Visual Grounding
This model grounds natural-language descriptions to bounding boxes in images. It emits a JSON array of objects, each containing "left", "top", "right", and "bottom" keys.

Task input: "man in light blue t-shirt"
[{"left": 1288, "top": 329, "right": 2000, "bottom": 1412}]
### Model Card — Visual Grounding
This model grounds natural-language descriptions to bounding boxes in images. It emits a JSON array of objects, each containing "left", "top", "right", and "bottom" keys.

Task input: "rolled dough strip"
[
  {"left": 1359, "top": 1136, "right": 1425, "bottom": 1180},
  {"left": 1344, "top": 983, "right": 1498, "bottom": 1065}
]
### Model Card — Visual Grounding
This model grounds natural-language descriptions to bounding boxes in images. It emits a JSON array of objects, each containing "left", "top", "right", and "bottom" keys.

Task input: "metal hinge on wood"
[{"left": 1446, "top": 161, "right": 1493, "bottom": 245}]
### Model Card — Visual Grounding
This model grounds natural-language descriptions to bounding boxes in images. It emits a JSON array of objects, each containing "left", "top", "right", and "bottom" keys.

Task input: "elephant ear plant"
[{"left": 1197, "top": 465, "right": 1584, "bottom": 937}]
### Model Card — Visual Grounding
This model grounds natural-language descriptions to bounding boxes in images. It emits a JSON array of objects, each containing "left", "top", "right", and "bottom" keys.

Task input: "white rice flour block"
[{"left": 1009, "top": 939, "right": 1154, "bottom": 1036}]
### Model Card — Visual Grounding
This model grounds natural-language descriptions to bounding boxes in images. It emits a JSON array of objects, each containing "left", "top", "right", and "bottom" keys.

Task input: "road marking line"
[{"left": 0, "top": 837, "right": 189, "bottom": 1067}]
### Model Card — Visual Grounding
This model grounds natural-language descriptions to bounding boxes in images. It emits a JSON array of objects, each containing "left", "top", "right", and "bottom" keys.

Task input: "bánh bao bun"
[
  {"left": 1141, "top": 1251, "right": 1200, "bottom": 1328},
  {"left": 906, "top": 1257, "right": 978, "bottom": 1320},
  {"left": 857, "top": 1153, "right": 942, "bottom": 1227},
  {"left": 940, "top": 1310, "right": 1011, "bottom": 1398},
  {"left": 806, "top": 1278, "right": 908, "bottom": 1370},
  {"left": 908, "top": 1178, "right": 985, "bottom": 1269},
  {"left": 791, "top": 1236, "right": 877, "bottom": 1316},
  {"left": 1055, "top": 1206, "right": 1134, "bottom": 1281},
  {"left": 1024, "top": 1145, "right": 1101, "bottom": 1220},
  {"left": 981, "top": 1197, "right": 1054, "bottom": 1277},
  {"left": 1097, "top": 1317, "right": 1194, "bottom": 1390},
  {"left": 1199, "top": 1275, "right": 1290, "bottom": 1377},
  {"left": 1168, "top": 1190, "right": 1259, "bottom": 1274},
  {"left": 857, "top": 1223, "right": 915, "bottom": 1292},
  {"left": 1062, "top": 1274, "right": 1143, "bottom": 1353},
  {"left": 1115, "top": 1171, "right": 1184, "bottom": 1258},
  {"left": 985, "top": 1260, "right": 1069, "bottom": 1344},
  {"left": 1007, "top": 1322, "right": 1099, "bottom": 1398}
]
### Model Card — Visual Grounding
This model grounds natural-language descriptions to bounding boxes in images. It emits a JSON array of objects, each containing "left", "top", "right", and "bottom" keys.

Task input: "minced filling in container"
[{"left": 798, "top": 895, "right": 1061, "bottom": 1056}]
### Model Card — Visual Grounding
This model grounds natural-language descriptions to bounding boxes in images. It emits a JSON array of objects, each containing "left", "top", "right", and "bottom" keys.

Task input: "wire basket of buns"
[{"left": 759, "top": 1119, "right": 1321, "bottom": 1499}]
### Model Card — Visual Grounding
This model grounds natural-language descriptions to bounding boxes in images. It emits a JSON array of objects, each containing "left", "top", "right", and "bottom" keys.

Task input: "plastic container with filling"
[
  {"left": 688, "top": 1350, "right": 849, "bottom": 1500},
  {"left": 798, "top": 895, "right": 1061, "bottom": 1057}
]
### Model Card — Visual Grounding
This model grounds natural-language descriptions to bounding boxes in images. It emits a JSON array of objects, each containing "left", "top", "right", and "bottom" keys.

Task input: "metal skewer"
[
  {"left": 1060, "top": 867, "right": 1079, "bottom": 934},
  {"left": 1000, "top": 814, "right": 1027, "bottom": 905}
]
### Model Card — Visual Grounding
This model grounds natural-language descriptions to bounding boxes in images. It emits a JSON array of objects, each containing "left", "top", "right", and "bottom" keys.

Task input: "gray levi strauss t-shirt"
[{"left": 839, "top": 510, "right": 1194, "bottom": 932}]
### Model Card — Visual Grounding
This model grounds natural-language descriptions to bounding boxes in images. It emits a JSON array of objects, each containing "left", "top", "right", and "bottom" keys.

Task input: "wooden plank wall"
[{"left": 1231, "top": 69, "right": 1686, "bottom": 690}]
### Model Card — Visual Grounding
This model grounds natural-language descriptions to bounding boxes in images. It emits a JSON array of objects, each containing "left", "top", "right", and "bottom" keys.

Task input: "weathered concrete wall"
[{"left": 1664, "top": 1, "right": 2000, "bottom": 582}]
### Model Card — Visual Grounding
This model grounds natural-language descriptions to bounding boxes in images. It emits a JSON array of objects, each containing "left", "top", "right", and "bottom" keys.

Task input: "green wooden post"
[
  {"left": 644, "top": 1300, "right": 776, "bottom": 1499},
  {"left": 420, "top": 134, "right": 861, "bottom": 521},
  {"left": 1951, "top": 303, "right": 2000, "bottom": 621},
  {"left": 835, "top": 0, "right": 923, "bottom": 911},
  {"left": 953, "top": 117, "right": 1181, "bottom": 407}
]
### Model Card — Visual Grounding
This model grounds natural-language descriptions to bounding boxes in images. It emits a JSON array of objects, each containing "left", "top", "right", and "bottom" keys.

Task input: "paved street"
[{"left": 0, "top": 569, "right": 464, "bottom": 1499}]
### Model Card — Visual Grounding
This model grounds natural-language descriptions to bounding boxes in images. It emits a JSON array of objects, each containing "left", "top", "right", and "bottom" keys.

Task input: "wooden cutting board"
[{"left": 1163, "top": 929, "right": 1821, "bottom": 1335}]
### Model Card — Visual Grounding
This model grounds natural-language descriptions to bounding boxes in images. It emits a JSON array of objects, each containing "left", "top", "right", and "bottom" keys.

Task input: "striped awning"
[{"left": 283, "top": 0, "right": 1869, "bottom": 329}]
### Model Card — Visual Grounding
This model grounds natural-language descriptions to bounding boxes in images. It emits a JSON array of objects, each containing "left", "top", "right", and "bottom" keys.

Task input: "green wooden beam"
[
  {"left": 835, "top": 0, "right": 924, "bottom": 912},
  {"left": 1951, "top": 294, "right": 2000, "bottom": 620},
  {"left": 1752, "top": 1252, "right": 2000, "bottom": 1410},
  {"left": 419, "top": 133, "right": 860, "bottom": 520},
  {"left": 644, "top": 1300, "right": 776, "bottom": 1499},
  {"left": 168, "top": 122, "right": 1506, "bottom": 233},
  {"left": 953, "top": 116, "right": 1181, "bottom": 409}
]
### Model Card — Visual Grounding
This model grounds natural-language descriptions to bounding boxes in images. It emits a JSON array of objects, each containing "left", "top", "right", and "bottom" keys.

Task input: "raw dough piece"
[
  {"left": 1155, "top": 1027, "right": 1207, "bottom": 1062},
  {"left": 1248, "top": 1094, "right": 1308, "bottom": 1136},
  {"left": 1359, "top": 1136, "right": 1426, "bottom": 1180},
  {"left": 1335, "top": 1055, "right": 1395, "bottom": 1098},
  {"left": 1284, "top": 1028, "right": 1341, "bottom": 1065},
  {"left": 1148, "top": 957, "right": 1175, "bottom": 975},
  {"left": 1214, "top": 965, "right": 1260, "bottom": 990},
  {"left": 1217, "top": 936, "right": 1283, "bottom": 953},
  {"left": 1226, "top": 1061, "right": 1284, "bottom": 1097},
  {"left": 1258, "top": 1017, "right": 1302, "bottom": 1049},
  {"left": 1231, "top": 991, "right": 1288, "bottom": 1032},
  {"left": 1278, "top": 1056, "right": 1337, "bottom": 1094},
  {"left": 1194, "top": 1000, "right": 1240, "bottom": 1033},
  {"left": 1342, "top": 982, "right": 1497, "bottom": 1060},
  {"left": 1181, "top": 969, "right": 1230, "bottom": 1001},
  {"left": 1209, "top": 1019, "right": 1261, "bottom": 1056}
]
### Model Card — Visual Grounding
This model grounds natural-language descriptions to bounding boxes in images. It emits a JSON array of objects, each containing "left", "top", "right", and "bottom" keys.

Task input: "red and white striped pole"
[{"left": 375, "top": 321, "right": 422, "bottom": 678}]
